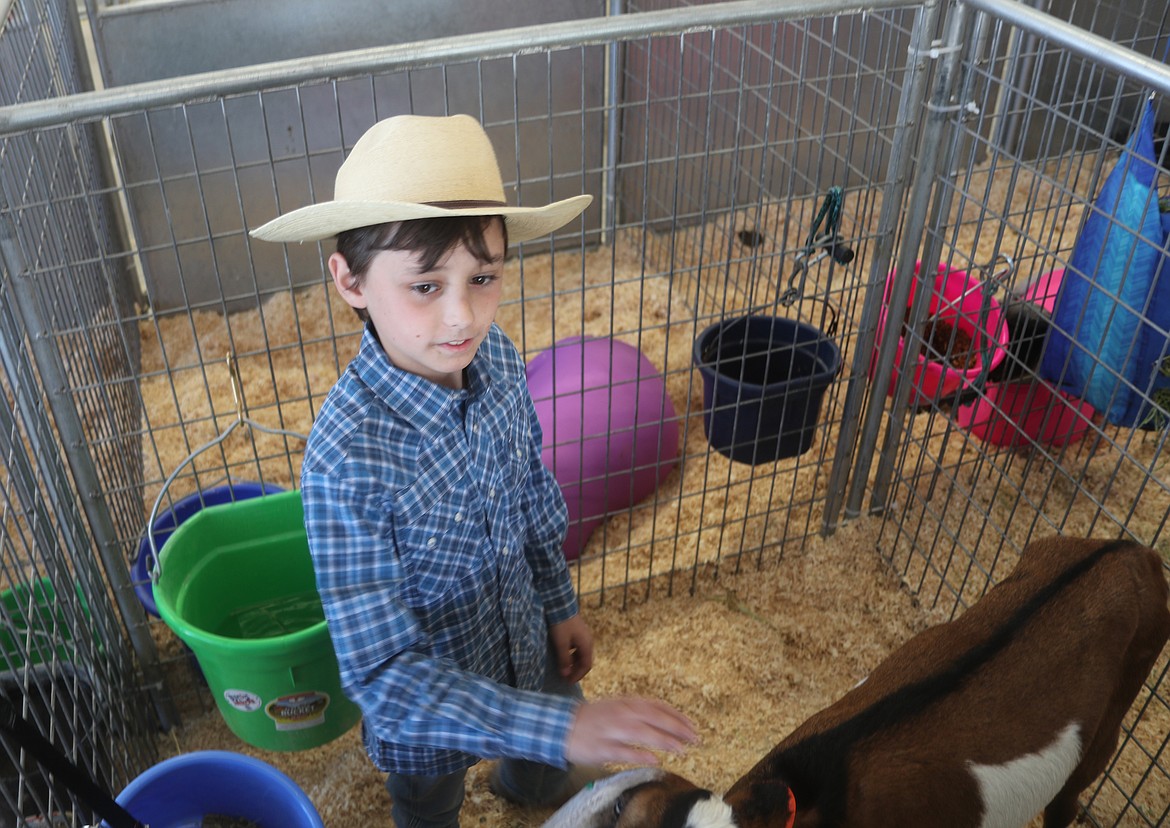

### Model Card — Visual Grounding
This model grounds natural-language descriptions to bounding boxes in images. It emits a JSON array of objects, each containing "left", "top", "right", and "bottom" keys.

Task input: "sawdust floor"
[
  {"left": 139, "top": 167, "right": 1169, "bottom": 826},
  {"left": 157, "top": 518, "right": 932, "bottom": 827},
  {"left": 155, "top": 519, "right": 1169, "bottom": 828}
]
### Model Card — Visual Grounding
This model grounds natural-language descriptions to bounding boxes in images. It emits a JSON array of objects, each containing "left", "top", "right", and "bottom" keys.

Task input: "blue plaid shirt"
[{"left": 301, "top": 323, "right": 580, "bottom": 776}]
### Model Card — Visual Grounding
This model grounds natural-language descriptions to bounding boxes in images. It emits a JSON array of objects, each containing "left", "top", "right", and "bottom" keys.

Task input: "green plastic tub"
[
  {"left": 0, "top": 578, "right": 92, "bottom": 669},
  {"left": 152, "top": 489, "right": 360, "bottom": 752}
]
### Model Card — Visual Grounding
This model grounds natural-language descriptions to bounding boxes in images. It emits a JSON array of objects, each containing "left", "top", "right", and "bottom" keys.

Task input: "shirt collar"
[{"left": 352, "top": 324, "right": 496, "bottom": 431}]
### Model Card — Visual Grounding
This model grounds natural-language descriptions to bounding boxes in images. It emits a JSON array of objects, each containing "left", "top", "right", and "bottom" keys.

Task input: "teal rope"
[{"left": 803, "top": 185, "right": 845, "bottom": 253}]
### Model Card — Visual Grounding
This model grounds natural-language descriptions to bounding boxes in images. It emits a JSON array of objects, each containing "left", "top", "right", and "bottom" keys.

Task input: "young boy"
[{"left": 251, "top": 114, "right": 696, "bottom": 827}]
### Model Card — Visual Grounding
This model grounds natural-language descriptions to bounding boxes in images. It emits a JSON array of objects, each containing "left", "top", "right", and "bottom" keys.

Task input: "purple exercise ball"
[{"left": 527, "top": 337, "right": 679, "bottom": 560}]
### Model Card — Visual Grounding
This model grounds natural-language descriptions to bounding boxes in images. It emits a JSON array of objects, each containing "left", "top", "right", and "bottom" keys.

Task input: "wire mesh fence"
[
  {"left": 866, "top": 0, "right": 1170, "bottom": 823},
  {"left": 0, "top": 0, "right": 160, "bottom": 823},
  {"left": 0, "top": 0, "right": 1167, "bottom": 825}
]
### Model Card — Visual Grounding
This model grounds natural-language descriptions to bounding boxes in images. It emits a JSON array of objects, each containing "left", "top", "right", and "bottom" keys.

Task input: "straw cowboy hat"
[{"left": 250, "top": 113, "right": 592, "bottom": 244}]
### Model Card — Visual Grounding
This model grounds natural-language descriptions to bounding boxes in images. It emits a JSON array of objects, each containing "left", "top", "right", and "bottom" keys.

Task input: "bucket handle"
[{"left": 145, "top": 353, "right": 308, "bottom": 583}]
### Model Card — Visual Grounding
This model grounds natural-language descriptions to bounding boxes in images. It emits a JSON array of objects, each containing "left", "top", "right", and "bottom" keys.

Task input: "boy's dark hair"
[{"left": 335, "top": 215, "right": 508, "bottom": 322}]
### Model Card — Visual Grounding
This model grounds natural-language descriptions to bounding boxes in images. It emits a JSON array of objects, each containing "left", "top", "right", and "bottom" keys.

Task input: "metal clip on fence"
[
  {"left": 966, "top": 252, "right": 1015, "bottom": 397},
  {"left": 776, "top": 186, "right": 855, "bottom": 338},
  {"left": 145, "top": 353, "right": 308, "bottom": 583}
]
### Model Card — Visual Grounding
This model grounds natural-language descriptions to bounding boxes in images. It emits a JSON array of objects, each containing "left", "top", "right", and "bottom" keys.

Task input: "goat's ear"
[{"left": 733, "top": 780, "right": 795, "bottom": 825}]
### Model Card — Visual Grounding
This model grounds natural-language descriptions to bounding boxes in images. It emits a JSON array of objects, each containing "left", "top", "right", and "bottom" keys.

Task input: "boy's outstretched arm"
[{"left": 565, "top": 697, "right": 699, "bottom": 766}]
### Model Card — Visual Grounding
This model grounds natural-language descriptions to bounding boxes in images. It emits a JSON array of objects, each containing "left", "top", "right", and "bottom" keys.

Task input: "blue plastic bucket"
[
  {"left": 134, "top": 482, "right": 284, "bottom": 617},
  {"left": 106, "top": 750, "right": 324, "bottom": 828},
  {"left": 693, "top": 315, "right": 841, "bottom": 464}
]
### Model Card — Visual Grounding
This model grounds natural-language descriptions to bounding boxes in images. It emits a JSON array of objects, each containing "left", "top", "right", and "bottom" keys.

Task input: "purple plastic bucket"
[{"left": 134, "top": 482, "right": 284, "bottom": 617}]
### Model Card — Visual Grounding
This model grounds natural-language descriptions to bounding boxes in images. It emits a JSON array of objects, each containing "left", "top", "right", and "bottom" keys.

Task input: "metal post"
[
  {"left": 602, "top": 0, "right": 625, "bottom": 244},
  {"left": 853, "top": 0, "right": 974, "bottom": 518},
  {"left": 822, "top": 0, "right": 945, "bottom": 529}
]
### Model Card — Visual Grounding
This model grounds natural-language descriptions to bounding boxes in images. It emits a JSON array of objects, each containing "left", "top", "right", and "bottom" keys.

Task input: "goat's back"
[{"left": 727, "top": 537, "right": 1170, "bottom": 828}]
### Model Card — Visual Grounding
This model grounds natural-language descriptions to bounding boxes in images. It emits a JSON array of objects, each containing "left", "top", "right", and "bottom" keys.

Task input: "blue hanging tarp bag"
[{"left": 1040, "top": 98, "right": 1170, "bottom": 428}]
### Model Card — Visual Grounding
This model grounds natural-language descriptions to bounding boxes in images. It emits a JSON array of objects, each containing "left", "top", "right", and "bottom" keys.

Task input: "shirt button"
[
  {"left": 488, "top": 488, "right": 496, "bottom": 498},
  {"left": 454, "top": 512, "right": 463, "bottom": 523},
  {"left": 426, "top": 537, "right": 437, "bottom": 549}
]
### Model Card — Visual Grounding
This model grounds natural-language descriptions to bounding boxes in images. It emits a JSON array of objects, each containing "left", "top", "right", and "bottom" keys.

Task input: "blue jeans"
[
  {"left": 384, "top": 652, "right": 584, "bottom": 828},
  {"left": 386, "top": 771, "right": 466, "bottom": 828}
]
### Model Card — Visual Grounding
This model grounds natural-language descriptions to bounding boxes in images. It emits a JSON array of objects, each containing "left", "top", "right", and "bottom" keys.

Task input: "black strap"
[{"left": 0, "top": 696, "right": 146, "bottom": 828}]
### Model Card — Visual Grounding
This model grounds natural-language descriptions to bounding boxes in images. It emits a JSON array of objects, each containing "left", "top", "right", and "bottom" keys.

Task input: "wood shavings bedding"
[{"left": 139, "top": 173, "right": 1168, "bottom": 826}]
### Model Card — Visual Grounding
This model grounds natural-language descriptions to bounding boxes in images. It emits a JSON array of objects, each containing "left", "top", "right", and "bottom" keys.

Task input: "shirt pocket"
[
  {"left": 390, "top": 481, "right": 487, "bottom": 606},
  {"left": 501, "top": 410, "right": 535, "bottom": 491}
]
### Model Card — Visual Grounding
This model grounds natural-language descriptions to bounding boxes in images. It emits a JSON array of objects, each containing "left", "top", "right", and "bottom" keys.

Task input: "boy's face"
[{"left": 329, "top": 220, "right": 505, "bottom": 390}]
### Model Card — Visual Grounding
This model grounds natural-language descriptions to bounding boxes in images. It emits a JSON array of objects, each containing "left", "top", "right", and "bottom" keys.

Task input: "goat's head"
[{"left": 541, "top": 767, "right": 739, "bottom": 828}]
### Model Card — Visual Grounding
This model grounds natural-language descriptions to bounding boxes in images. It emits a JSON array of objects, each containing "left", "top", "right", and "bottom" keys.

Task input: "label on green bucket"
[
  {"left": 223, "top": 689, "right": 264, "bottom": 712},
  {"left": 265, "top": 691, "right": 332, "bottom": 731}
]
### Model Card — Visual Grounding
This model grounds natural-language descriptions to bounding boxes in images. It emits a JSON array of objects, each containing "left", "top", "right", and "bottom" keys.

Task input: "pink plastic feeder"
[
  {"left": 956, "top": 380, "right": 1095, "bottom": 449},
  {"left": 527, "top": 337, "right": 679, "bottom": 561},
  {"left": 1020, "top": 268, "right": 1065, "bottom": 314},
  {"left": 874, "top": 262, "right": 1011, "bottom": 407}
]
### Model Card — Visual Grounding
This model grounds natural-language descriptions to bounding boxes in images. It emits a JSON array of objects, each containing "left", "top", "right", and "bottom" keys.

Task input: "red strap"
[{"left": 785, "top": 787, "right": 796, "bottom": 828}]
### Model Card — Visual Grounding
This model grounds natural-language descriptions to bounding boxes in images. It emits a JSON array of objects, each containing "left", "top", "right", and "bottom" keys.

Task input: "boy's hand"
[
  {"left": 549, "top": 614, "right": 594, "bottom": 683},
  {"left": 565, "top": 697, "right": 699, "bottom": 766}
]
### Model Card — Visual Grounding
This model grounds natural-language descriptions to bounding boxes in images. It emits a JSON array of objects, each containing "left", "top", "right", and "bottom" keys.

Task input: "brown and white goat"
[{"left": 547, "top": 536, "right": 1170, "bottom": 828}]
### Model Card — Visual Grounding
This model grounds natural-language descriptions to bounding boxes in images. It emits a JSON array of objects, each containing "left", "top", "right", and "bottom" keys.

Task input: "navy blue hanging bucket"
[{"left": 693, "top": 315, "right": 841, "bottom": 464}]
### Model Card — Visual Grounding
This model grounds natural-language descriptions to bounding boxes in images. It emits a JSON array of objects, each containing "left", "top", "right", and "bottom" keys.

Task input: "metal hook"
[
  {"left": 980, "top": 252, "right": 1015, "bottom": 289},
  {"left": 950, "top": 253, "right": 1016, "bottom": 305},
  {"left": 782, "top": 248, "right": 827, "bottom": 306},
  {"left": 227, "top": 352, "right": 245, "bottom": 423},
  {"left": 757, "top": 188, "right": 850, "bottom": 333},
  {"left": 778, "top": 285, "right": 801, "bottom": 307}
]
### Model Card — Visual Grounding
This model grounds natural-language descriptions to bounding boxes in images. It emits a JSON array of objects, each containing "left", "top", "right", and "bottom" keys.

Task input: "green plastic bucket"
[
  {"left": 1, "top": 578, "right": 94, "bottom": 669},
  {"left": 152, "top": 489, "right": 361, "bottom": 752}
]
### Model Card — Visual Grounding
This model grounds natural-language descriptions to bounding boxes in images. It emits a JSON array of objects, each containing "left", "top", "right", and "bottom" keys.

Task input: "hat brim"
[{"left": 250, "top": 194, "right": 592, "bottom": 244}]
